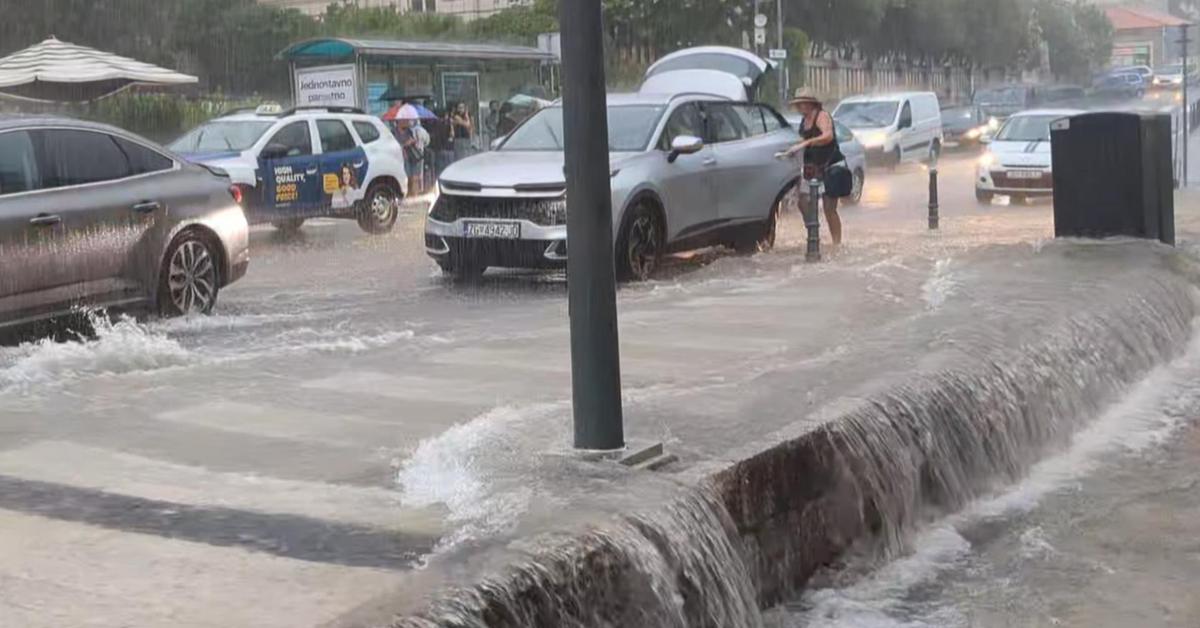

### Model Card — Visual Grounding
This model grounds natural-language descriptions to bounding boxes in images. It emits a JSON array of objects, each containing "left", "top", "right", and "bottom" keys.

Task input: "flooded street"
[{"left": 2, "top": 145, "right": 1200, "bottom": 626}]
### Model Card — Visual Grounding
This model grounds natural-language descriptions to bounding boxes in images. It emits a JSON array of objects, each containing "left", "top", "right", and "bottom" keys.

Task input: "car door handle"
[
  {"left": 29, "top": 214, "right": 62, "bottom": 227},
  {"left": 305, "top": 167, "right": 319, "bottom": 175},
  {"left": 702, "top": 157, "right": 718, "bottom": 166},
  {"left": 132, "top": 201, "right": 162, "bottom": 214}
]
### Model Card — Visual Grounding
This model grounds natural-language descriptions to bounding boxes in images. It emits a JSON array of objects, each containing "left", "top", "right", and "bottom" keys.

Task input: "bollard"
[
  {"left": 805, "top": 177, "right": 822, "bottom": 262},
  {"left": 927, "top": 165, "right": 939, "bottom": 230}
]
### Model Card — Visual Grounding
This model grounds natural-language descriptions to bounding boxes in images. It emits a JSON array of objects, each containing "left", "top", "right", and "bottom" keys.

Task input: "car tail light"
[{"left": 229, "top": 184, "right": 245, "bottom": 206}]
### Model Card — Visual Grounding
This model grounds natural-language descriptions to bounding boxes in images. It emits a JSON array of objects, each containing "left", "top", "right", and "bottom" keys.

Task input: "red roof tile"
[{"left": 1106, "top": 6, "right": 1191, "bottom": 30}]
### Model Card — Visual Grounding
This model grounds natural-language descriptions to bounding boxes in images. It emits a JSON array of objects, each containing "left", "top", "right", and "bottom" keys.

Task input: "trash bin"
[{"left": 1050, "top": 111, "right": 1174, "bottom": 245}]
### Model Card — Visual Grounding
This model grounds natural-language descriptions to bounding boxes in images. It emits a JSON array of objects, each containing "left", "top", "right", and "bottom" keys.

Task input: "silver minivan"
[
  {"left": 833, "top": 91, "right": 943, "bottom": 167},
  {"left": 0, "top": 117, "right": 250, "bottom": 330},
  {"left": 425, "top": 47, "right": 799, "bottom": 281}
]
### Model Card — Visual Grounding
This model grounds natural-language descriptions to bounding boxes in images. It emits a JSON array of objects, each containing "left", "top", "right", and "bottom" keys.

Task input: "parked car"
[
  {"left": 832, "top": 91, "right": 943, "bottom": 167},
  {"left": 971, "top": 84, "right": 1086, "bottom": 121},
  {"left": 1117, "top": 65, "right": 1155, "bottom": 81},
  {"left": 426, "top": 47, "right": 796, "bottom": 281},
  {"left": 0, "top": 117, "right": 249, "bottom": 329},
  {"left": 785, "top": 113, "right": 868, "bottom": 204},
  {"left": 939, "top": 104, "right": 995, "bottom": 150},
  {"left": 1092, "top": 72, "right": 1146, "bottom": 100},
  {"left": 171, "top": 105, "right": 406, "bottom": 234},
  {"left": 975, "top": 108, "right": 1084, "bottom": 204}
]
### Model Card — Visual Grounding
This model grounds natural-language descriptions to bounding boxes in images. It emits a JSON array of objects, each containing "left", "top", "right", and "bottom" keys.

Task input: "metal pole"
[
  {"left": 754, "top": 0, "right": 763, "bottom": 56},
  {"left": 805, "top": 177, "right": 822, "bottom": 262},
  {"left": 776, "top": 0, "right": 786, "bottom": 106},
  {"left": 1182, "top": 25, "right": 1190, "bottom": 188},
  {"left": 560, "top": 0, "right": 624, "bottom": 451},
  {"left": 928, "top": 164, "right": 940, "bottom": 230}
]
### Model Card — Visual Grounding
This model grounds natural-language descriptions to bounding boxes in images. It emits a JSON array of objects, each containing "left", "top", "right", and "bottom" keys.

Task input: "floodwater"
[
  {"left": 3, "top": 146, "right": 1200, "bottom": 626},
  {"left": 768, "top": 325, "right": 1200, "bottom": 628}
]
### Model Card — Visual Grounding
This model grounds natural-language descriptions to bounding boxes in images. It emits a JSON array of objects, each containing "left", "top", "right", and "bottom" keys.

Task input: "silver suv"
[
  {"left": 425, "top": 48, "right": 798, "bottom": 280},
  {"left": 0, "top": 117, "right": 249, "bottom": 330}
]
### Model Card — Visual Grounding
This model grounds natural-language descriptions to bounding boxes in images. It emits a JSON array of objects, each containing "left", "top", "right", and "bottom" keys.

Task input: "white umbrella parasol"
[{"left": 0, "top": 36, "right": 198, "bottom": 103}]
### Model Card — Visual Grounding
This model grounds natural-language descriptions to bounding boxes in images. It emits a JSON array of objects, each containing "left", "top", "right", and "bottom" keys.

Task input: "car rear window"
[
  {"left": 317, "top": 120, "right": 357, "bottom": 153},
  {"left": 115, "top": 137, "right": 173, "bottom": 175},
  {"left": 352, "top": 121, "right": 381, "bottom": 144},
  {"left": 33, "top": 129, "right": 131, "bottom": 188}
]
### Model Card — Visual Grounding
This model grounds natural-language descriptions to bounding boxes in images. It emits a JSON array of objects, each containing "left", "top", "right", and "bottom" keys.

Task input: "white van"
[{"left": 832, "top": 91, "right": 943, "bottom": 167}]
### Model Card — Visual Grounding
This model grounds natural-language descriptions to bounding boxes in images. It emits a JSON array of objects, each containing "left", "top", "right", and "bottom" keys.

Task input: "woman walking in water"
[{"left": 783, "top": 88, "right": 844, "bottom": 246}]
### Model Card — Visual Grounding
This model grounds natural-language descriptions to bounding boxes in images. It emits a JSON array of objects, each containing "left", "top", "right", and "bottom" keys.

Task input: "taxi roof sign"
[{"left": 255, "top": 103, "right": 283, "bottom": 115}]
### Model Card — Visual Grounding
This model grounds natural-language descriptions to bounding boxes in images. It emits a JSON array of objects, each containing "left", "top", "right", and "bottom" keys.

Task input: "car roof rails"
[{"left": 280, "top": 105, "right": 367, "bottom": 117}]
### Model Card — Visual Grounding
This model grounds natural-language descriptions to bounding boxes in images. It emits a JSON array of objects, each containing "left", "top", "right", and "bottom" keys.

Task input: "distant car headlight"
[
  {"left": 987, "top": 117, "right": 1000, "bottom": 131},
  {"left": 860, "top": 130, "right": 888, "bottom": 148},
  {"left": 978, "top": 152, "right": 995, "bottom": 168},
  {"left": 965, "top": 127, "right": 982, "bottom": 140}
]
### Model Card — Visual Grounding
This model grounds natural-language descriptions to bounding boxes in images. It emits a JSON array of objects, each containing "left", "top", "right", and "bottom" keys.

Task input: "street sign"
[
  {"left": 754, "top": 13, "right": 768, "bottom": 28},
  {"left": 754, "top": 27, "right": 767, "bottom": 45},
  {"left": 768, "top": 48, "right": 788, "bottom": 60}
]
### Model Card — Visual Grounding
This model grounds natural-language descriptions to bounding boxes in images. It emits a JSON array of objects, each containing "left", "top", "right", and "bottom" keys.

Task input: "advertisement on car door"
[{"left": 322, "top": 155, "right": 369, "bottom": 210}]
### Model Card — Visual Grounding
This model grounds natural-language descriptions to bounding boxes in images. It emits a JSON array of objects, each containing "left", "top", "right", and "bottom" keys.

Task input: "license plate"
[
  {"left": 463, "top": 221, "right": 520, "bottom": 239},
  {"left": 1008, "top": 169, "right": 1043, "bottom": 180}
]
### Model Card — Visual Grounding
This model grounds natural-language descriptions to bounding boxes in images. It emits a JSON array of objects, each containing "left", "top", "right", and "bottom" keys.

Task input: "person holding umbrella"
[{"left": 384, "top": 103, "right": 424, "bottom": 195}]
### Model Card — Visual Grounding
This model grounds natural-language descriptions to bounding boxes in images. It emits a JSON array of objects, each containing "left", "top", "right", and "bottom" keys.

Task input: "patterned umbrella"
[{"left": 0, "top": 36, "right": 197, "bottom": 102}]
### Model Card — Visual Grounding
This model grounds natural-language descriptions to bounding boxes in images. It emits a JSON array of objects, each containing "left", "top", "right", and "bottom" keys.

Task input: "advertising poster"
[{"left": 295, "top": 64, "right": 358, "bottom": 108}]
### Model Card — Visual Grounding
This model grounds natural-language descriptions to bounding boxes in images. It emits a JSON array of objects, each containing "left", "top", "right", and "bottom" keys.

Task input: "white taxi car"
[
  {"left": 975, "top": 108, "right": 1083, "bottom": 204},
  {"left": 171, "top": 105, "right": 407, "bottom": 233}
]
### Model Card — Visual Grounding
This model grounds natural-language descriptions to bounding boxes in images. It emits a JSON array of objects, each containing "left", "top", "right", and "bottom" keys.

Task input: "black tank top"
[{"left": 802, "top": 110, "right": 843, "bottom": 167}]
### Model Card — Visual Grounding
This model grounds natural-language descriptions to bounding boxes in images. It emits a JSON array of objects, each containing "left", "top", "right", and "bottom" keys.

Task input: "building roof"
[
  {"left": 278, "top": 38, "right": 555, "bottom": 62},
  {"left": 1105, "top": 6, "right": 1191, "bottom": 31}
]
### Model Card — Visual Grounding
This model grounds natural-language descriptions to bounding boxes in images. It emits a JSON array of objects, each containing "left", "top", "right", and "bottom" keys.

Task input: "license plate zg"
[
  {"left": 1008, "top": 170, "right": 1043, "bottom": 180},
  {"left": 464, "top": 221, "right": 521, "bottom": 239}
]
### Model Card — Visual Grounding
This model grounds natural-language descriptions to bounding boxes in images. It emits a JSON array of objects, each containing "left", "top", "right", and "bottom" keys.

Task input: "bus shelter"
[{"left": 277, "top": 37, "right": 555, "bottom": 139}]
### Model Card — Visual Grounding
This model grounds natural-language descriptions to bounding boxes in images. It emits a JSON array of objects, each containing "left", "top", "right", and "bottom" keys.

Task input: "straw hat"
[{"left": 789, "top": 88, "right": 821, "bottom": 107}]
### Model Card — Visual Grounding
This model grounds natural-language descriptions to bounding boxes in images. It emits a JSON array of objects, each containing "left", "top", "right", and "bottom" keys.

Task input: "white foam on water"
[
  {"left": 785, "top": 322, "right": 1200, "bottom": 627},
  {"left": 396, "top": 401, "right": 569, "bottom": 549},
  {"left": 920, "top": 258, "right": 957, "bottom": 310},
  {"left": 0, "top": 314, "right": 193, "bottom": 391}
]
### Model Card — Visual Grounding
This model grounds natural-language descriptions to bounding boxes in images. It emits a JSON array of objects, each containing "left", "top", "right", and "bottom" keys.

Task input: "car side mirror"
[
  {"left": 261, "top": 143, "right": 290, "bottom": 160},
  {"left": 668, "top": 135, "right": 704, "bottom": 163}
]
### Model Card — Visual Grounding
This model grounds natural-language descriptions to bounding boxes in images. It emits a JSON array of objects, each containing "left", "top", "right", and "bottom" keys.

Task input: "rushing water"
[{"left": 392, "top": 250, "right": 1200, "bottom": 627}]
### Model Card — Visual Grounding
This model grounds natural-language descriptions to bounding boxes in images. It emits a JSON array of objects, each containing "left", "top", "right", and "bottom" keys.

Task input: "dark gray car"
[{"left": 0, "top": 117, "right": 249, "bottom": 330}]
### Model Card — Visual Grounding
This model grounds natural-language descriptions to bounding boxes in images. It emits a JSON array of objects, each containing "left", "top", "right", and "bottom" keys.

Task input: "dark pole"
[
  {"left": 928, "top": 149, "right": 939, "bottom": 230},
  {"left": 805, "top": 177, "right": 822, "bottom": 262},
  {"left": 1182, "top": 25, "right": 1191, "bottom": 188},
  {"left": 560, "top": 0, "right": 625, "bottom": 451}
]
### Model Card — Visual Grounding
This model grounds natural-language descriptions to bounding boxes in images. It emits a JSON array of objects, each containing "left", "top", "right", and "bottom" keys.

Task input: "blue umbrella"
[{"left": 412, "top": 104, "right": 438, "bottom": 119}]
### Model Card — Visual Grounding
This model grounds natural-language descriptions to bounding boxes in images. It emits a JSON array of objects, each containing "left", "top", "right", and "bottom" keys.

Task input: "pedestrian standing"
[
  {"left": 450, "top": 102, "right": 474, "bottom": 162},
  {"left": 783, "top": 88, "right": 846, "bottom": 246}
]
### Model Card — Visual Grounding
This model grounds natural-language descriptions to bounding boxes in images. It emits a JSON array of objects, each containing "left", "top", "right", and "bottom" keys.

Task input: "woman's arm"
[{"left": 785, "top": 112, "right": 835, "bottom": 155}]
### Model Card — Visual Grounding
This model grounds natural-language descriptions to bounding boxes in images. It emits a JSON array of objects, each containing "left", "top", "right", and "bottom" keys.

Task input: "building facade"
[{"left": 258, "top": 0, "right": 530, "bottom": 19}]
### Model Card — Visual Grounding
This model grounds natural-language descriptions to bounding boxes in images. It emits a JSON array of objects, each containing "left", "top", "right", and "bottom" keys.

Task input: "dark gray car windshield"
[
  {"left": 501, "top": 105, "right": 665, "bottom": 152},
  {"left": 995, "top": 115, "right": 1060, "bottom": 142},
  {"left": 170, "top": 120, "right": 273, "bottom": 153},
  {"left": 834, "top": 101, "right": 898, "bottom": 128}
]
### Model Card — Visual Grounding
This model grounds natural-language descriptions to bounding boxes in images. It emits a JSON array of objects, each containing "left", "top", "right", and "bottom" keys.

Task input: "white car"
[
  {"left": 975, "top": 108, "right": 1083, "bottom": 204},
  {"left": 171, "top": 105, "right": 407, "bottom": 234},
  {"left": 833, "top": 91, "right": 943, "bottom": 167}
]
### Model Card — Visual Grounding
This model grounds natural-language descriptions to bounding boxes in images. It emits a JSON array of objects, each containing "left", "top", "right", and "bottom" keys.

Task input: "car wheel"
[
  {"left": 975, "top": 188, "right": 994, "bottom": 205},
  {"left": 846, "top": 168, "right": 865, "bottom": 205},
  {"left": 357, "top": 181, "right": 401, "bottom": 234},
  {"left": 271, "top": 218, "right": 305, "bottom": 234},
  {"left": 616, "top": 201, "right": 664, "bottom": 282},
  {"left": 888, "top": 147, "right": 902, "bottom": 171},
  {"left": 158, "top": 230, "right": 220, "bottom": 317},
  {"left": 734, "top": 196, "right": 780, "bottom": 254}
]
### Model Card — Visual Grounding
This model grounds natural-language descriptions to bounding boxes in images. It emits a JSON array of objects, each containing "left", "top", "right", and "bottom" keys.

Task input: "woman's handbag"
[{"left": 823, "top": 163, "right": 853, "bottom": 198}]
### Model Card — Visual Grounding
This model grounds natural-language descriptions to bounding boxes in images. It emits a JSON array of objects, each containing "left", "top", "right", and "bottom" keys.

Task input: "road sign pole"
[
  {"left": 776, "top": 0, "right": 786, "bottom": 106},
  {"left": 559, "top": 0, "right": 624, "bottom": 451}
]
